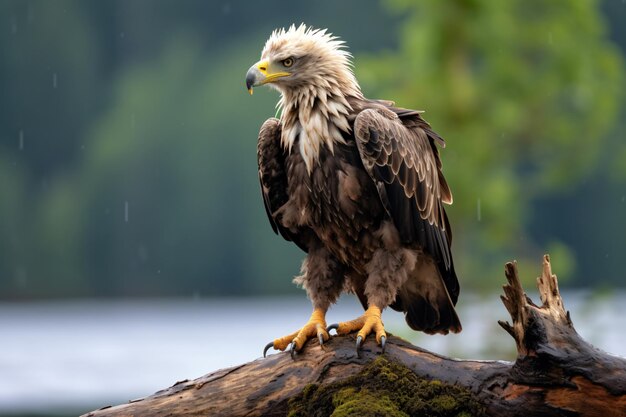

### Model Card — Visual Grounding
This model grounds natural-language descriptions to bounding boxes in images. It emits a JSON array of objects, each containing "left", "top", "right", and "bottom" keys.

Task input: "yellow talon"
[
  {"left": 335, "top": 305, "right": 387, "bottom": 345},
  {"left": 268, "top": 308, "right": 329, "bottom": 354}
]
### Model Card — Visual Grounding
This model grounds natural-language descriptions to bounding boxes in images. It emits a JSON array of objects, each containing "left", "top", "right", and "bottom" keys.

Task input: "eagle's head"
[
  {"left": 245, "top": 24, "right": 360, "bottom": 100},
  {"left": 246, "top": 25, "right": 363, "bottom": 172}
]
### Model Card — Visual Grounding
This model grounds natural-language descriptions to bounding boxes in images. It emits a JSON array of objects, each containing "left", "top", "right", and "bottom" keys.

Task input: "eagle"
[{"left": 246, "top": 25, "right": 461, "bottom": 357}]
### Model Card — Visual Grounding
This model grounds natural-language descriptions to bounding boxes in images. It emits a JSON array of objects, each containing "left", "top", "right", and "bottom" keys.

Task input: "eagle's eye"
[{"left": 281, "top": 57, "right": 294, "bottom": 68}]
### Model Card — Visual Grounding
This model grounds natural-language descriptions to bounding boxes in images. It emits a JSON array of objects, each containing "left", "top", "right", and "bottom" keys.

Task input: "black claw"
[
  {"left": 318, "top": 333, "right": 324, "bottom": 346},
  {"left": 356, "top": 335, "right": 363, "bottom": 358},
  {"left": 263, "top": 342, "right": 274, "bottom": 358},
  {"left": 380, "top": 336, "right": 386, "bottom": 354},
  {"left": 327, "top": 323, "right": 339, "bottom": 333},
  {"left": 290, "top": 342, "right": 297, "bottom": 360}
]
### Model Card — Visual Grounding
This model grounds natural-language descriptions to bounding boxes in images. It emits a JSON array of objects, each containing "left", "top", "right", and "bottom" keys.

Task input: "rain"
[{"left": 1, "top": 1, "right": 625, "bottom": 415}]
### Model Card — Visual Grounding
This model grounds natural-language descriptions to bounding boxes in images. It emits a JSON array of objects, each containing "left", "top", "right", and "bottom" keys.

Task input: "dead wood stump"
[{"left": 82, "top": 256, "right": 626, "bottom": 417}]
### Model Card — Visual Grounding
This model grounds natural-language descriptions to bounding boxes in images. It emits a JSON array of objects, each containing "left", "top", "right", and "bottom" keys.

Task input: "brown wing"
[
  {"left": 257, "top": 118, "right": 309, "bottom": 252},
  {"left": 353, "top": 107, "right": 458, "bottom": 303}
]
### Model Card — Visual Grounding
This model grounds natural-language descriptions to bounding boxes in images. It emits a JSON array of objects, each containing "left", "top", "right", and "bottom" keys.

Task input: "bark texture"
[{"left": 83, "top": 256, "right": 626, "bottom": 417}]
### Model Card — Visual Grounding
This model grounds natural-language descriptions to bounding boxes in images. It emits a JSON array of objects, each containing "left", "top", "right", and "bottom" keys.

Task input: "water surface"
[{"left": 1, "top": 292, "right": 624, "bottom": 415}]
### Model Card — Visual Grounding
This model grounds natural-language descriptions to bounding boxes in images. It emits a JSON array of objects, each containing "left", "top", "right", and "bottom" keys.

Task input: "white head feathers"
[
  {"left": 262, "top": 24, "right": 352, "bottom": 71},
  {"left": 259, "top": 24, "right": 363, "bottom": 172}
]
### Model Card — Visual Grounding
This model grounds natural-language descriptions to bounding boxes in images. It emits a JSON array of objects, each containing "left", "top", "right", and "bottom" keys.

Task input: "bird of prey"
[{"left": 246, "top": 25, "right": 461, "bottom": 357}]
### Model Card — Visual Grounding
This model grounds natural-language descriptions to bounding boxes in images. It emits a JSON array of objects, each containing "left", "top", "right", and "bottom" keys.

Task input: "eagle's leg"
[
  {"left": 263, "top": 247, "right": 344, "bottom": 358},
  {"left": 329, "top": 305, "right": 387, "bottom": 353},
  {"left": 263, "top": 308, "right": 329, "bottom": 358},
  {"left": 329, "top": 244, "right": 416, "bottom": 353}
]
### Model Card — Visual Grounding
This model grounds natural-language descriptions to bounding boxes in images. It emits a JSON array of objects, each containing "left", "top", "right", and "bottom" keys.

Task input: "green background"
[{"left": 1, "top": 0, "right": 625, "bottom": 300}]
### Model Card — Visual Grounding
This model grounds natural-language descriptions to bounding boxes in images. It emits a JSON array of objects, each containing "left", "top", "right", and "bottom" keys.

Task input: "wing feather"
[
  {"left": 257, "top": 118, "right": 309, "bottom": 252},
  {"left": 354, "top": 107, "right": 458, "bottom": 302}
]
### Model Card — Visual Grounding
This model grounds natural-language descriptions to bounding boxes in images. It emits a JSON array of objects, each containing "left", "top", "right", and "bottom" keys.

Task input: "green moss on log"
[{"left": 288, "top": 356, "right": 485, "bottom": 417}]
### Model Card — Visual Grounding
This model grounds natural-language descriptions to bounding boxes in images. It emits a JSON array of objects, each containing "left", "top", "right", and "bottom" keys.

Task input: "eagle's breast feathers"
[{"left": 279, "top": 87, "right": 354, "bottom": 173}]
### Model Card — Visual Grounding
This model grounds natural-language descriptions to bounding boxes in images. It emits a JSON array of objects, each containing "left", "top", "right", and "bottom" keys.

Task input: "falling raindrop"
[
  {"left": 120, "top": 32, "right": 125, "bottom": 39},
  {"left": 548, "top": 32, "right": 553, "bottom": 45},
  {"left": 124, "top": 201, "right": 129, "bottom": 222},
  {"left": 18, "top": 130, "right": 24, "bottom": 150},
  {"left": 52, "top": 73, "right": 58, "bottom": 88},
  {"left": 131, "top": 113, "right": 135, "bottom": 130},
  {"left": 621, "top": 196, "right": 625, "bottom": 203},
  {"left": 477, "top": 198, "right": 482, "bottom": 222},
  {"left": 11, "top": 15, "right": 17, "bottom": 35}
]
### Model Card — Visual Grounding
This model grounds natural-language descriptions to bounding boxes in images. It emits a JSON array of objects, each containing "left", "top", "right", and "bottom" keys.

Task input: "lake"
[{"left": 1, "top": 291, "right": 625, "bottom": 416}]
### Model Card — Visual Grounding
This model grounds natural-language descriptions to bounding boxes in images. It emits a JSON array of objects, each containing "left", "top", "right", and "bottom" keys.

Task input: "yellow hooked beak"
[{"left": 245, "top": 60, "right": 291, "bottom": 95}]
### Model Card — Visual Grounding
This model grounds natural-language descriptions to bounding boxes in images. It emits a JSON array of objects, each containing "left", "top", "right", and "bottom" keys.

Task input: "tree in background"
[
  {"left": 0, "top": 0, "right": 399, "bottom": 298},
  {"left": 357, "top": 0, "right": 624, "bottom": 287},
  {"left": 0, "top": 0, "right": 624, "bottom": 298}
]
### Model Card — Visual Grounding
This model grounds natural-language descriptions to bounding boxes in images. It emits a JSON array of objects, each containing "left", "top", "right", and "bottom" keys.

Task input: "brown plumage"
[{"left": 248, "top": 25, "right": 461, "bottom": 356}]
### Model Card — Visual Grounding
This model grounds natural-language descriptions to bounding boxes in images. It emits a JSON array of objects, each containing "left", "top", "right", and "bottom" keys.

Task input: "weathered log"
[{"left": 83, "top": 256, "right": 626, "bottom": 417}]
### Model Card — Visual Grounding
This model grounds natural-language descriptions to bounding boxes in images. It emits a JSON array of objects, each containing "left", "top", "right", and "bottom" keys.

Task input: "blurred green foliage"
[
  {"left": 359, "top": 0, "right": 625, "bottom": 287},
  {"left": 0, "top": 0, "right": 624, "bottom": 299}
]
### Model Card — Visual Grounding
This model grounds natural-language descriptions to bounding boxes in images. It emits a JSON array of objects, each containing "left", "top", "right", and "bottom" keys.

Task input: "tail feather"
[
  {"left": 408, "top": 294, "right": 461, "bottom": 334},
  {"left": 390, "top": 254, "right": 462, "bottom": 335}
]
